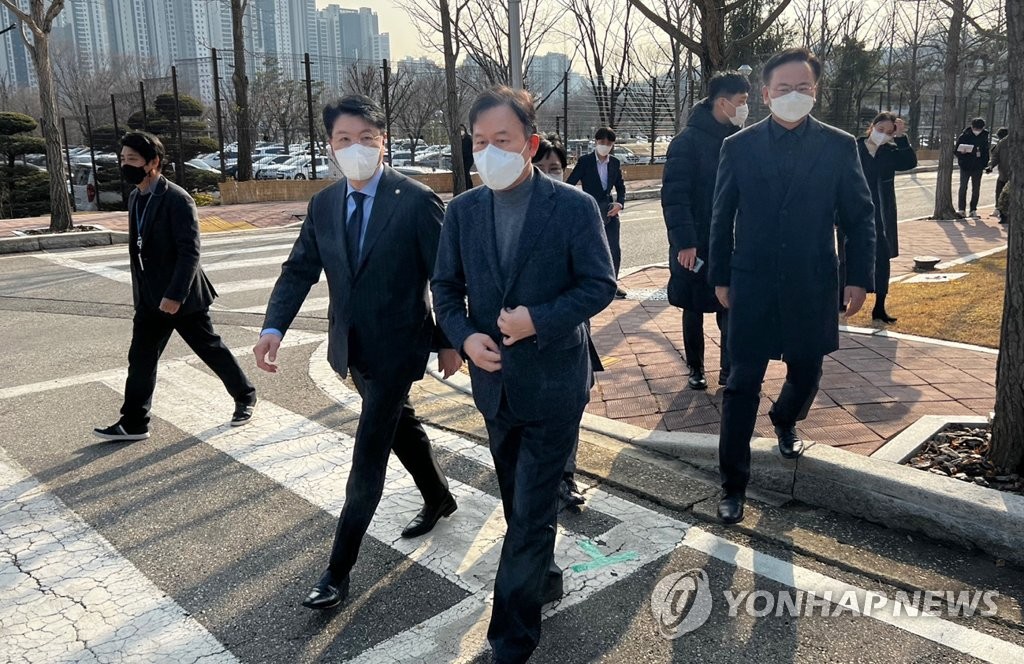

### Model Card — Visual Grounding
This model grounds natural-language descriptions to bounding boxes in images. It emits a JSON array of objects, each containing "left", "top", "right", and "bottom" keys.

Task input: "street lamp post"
[{"left": 509, "top": 0, "right": 523, "bottom": 89}]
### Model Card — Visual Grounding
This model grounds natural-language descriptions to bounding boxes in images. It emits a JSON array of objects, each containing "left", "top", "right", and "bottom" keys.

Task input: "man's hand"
[
  {"left": 159, "top": 298, "right": 181, "bottom": 315},
  {"left": 843, "top": 286, "right": 867, "bottom": 318},
  {"left": 985, "top": 167, "right": 993, "bottom": 174},
  {"left": 894, "top": 118, "right": 907, "bottom": 138},
  {"left": 607, "top": 202, "right": 623, "bottom": 218},
  {"left": 253, "top": 333, "right": 282, "bottom": 373},
  {"left": 497, "top": 306, "right": 536, "bottom": 345},
  {"left": 437, "top": 348, "right": 464, "bottom": 378},
  {"left": 677, "top": 247, "right": 697, "bottom": 270},
  {"left": 464, "top": 333, "right": 501, "bottom": 372},
  {"left": 715, "top": 286, "right": 730, "bottom": 309}
]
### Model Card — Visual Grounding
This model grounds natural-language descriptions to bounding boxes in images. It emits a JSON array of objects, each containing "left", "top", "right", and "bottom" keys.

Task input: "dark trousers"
[
  {"left": 121, "top": 307, "right": 255, "bottom": 427},
  {"left": 682, "top": 309, "right": 729, "bottom": 374},
  {"left": 995, "top": 178, "right": 1007, "bottom": 207},
  {"left": 328, "top": 368, "right": 449, "bottom": 576},
  {"left": 958, "top": 168, "right": 984, "bottom": 212},
  {"left": 838, "top": 226, "right": 891, "bottom": 310},
  {"left": 604, "top": 215, "right": 621, "bottom": 278},
  {"left": 718, "top": 355, "right": 823, "bottom": 495},
  {"left": 486, "top": 397, "right": 582, "bottom": 664}
]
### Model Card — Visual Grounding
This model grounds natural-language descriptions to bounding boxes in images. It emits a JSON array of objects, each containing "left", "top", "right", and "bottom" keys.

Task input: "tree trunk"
[
  {"left": 990, "top": 0, "right": 1024, "bottom": 473},
  {"left": 231, "top": 0, "right": 253, "bottom": 182},
  {"left": 932, "top": 0, "right": 964, "bottom": 220},
  {"left": 29, "top": 34, "right": 73, "bottom": 232},
  {"left": 672, "top": 41, "right": 683, "bottom": 134},
  {"left": 439, "top": 0, "right": 467, "bottom": 194}
]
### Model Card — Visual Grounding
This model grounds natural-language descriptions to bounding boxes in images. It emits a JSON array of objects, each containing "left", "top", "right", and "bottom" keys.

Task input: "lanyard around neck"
[{"left": 134, "top": 190, "right": 155, "bottom": 239}]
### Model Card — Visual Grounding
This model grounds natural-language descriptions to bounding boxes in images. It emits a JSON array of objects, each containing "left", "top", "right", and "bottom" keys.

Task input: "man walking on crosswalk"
[
  {"left": 94, "top": 131, "right": 257, "bottom": 442},
  {"left": 253, "top": 94, "right": 464, "bottom": 611}
]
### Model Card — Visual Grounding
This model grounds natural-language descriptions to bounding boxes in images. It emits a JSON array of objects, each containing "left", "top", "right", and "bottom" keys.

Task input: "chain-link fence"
[{"left": 35, "top": 49, "right": 1010, "bottom": 215}]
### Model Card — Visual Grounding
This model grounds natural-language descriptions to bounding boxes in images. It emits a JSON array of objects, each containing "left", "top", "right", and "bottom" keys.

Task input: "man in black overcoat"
[{"left": 708, "top": 48, "right": 876, "bottom": 524}]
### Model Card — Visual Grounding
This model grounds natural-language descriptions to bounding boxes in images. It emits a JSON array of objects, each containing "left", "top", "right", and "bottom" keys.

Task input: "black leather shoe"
[
  {"left": 560, "top": 474, "right": 585, "bottom": 507},
  {"left": 718, "top": 494, "right": 745, "bottom": 524},
  {"left": 401, "top": 493, "right": 457, "bottom": 538},
  {"left": 775, "top": 425, "right": 805, "bottom": 459},
  {"left": 687, "top": 368, "right": 708, "bottom": 390},
  {"left": 872, "top": 310, "right": 898, "bottom": 324},
  {"left": 302, "top": 570, "right": 349, "bottom": 610},
  {"left": 543, "top": 570, "right": 564, "bottom": 604},
  {"left": 718, "top": 370, "right": 730, "bottom": 386},
  {"left": 615, "top": 286, "right": 628, "bottom": 299}
]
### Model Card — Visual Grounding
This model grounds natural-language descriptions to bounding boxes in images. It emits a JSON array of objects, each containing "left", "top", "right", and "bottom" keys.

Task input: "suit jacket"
[
  {"left": 955, "top": 127, "right": 990, "bottom": 171},
  {"left": 566, "top": 151, "right": 626, "bottom": 216},
  {"left": 431, "top": 168, "right": 617, "bottom": 421},
  {"left": 262, "top": 165, "right": 448, "bottom": 385},
  {"left": 127, "top": 175, "right": 217, "bottom": 316},
  {"left": 708, "top": 116, "right": 876, "bottom": 361}
]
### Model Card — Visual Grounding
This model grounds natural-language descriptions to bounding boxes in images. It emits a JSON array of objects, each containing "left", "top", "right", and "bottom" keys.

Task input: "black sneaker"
[
  {"left": 93, "top": 422, "right": 149, "bottom": 442},
  {"left": 614, "top": 286, "right": 627, "bottom": 299},
  {"left": 231, "top": 399, "right": 256, "bottom": 427}
]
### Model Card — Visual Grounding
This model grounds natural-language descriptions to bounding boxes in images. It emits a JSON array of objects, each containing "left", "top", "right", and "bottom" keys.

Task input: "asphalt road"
[
  {"left": 618, "top": 169, "right": 999, "bottom": 271},
  {"left": 0, "top": 221, "right": 1020, "bottom": 663}
]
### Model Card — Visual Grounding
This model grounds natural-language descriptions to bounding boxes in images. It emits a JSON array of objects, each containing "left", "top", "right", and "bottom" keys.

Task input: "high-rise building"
[
  {"left": 0, "top": 0, "right": 389, "bottom": 103},
  {"left": 528, "top": 52, "right": 570, "bottom": 96}
]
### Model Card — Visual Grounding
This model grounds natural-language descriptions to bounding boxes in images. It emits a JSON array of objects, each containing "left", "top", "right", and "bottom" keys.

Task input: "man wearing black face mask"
[{"left": 93, "top": 131, "right": 256, "bottom": 442}]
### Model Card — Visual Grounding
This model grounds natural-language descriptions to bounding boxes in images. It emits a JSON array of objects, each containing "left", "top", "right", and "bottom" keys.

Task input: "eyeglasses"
[
  {"left": 772, "top": 84, "right": 815, "bottom": 95},
  {"left": 333, "top": 134, "right": 383, "bottom": 147}
]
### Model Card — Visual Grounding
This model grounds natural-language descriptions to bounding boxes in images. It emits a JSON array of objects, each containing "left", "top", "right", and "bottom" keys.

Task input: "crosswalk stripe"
[
  {"left": 232, "top": 296, "right": 330, "bottom": 316},
  {"left": 0, "top": 450, "right": 236, "bottom": 663},
  {"left": 87, "top": 242, "right": 298, "bottom": 267},
  {"left": 47, "top": 230, "right": 300, "bottom": 260}
]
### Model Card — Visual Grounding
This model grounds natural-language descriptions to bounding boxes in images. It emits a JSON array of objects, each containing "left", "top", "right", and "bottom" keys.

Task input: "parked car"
[
  {"left": 275, "top": 155, "right": 329, "bottom": 179},
  {"left": 70, "top": 161, "right": 122, "bottom": 211},
  {"left": 613, "top": 146, "right": 642, "bottom": 164}
]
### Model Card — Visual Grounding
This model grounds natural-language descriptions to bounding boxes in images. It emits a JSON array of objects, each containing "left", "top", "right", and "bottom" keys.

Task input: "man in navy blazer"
[
  {"left": 432, "top": 87, "right": 616, "bottom": 663},
  {"left": 567, "top": 127, "right": 627, "bottom": 297},
  {"left": 708, "top": 48, "right": 876, "bottom": 525},
  {"left": 253, "top": 95, "right": 464, "bottom": 611}
]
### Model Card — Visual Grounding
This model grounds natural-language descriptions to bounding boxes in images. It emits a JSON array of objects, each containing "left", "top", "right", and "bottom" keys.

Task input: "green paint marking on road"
[{"left": 570, "top": 540, "right": 639, "bottom": 573}]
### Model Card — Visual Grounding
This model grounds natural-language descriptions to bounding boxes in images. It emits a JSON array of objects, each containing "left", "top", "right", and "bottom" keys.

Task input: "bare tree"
[
  {"left": 0, "top": 0, "right": 72, "bottom": 232},
  {"left": 991, "top": 0, "right": 1023, "bottom": 473},
  {"left": 397, "top": 0, "right": 564, "bottom": 87},
  {"left": 893, "top": 0, "right": 943, "bottom": 145},
  {"left": 393, "top": 71, "right": 445, "bottom": 164},
  {"left": 932, "top": 0, "right": 965, "bottom": 219},
  {"left": 228, "top": 0, "right": 253, "bottom": 181},
  {"left": 439, "top": 0, "right": 468, "bottom": 193},
  {"left": 632, "top": 0, "right": 689, "bottom": 133},
  {"left": 562, "top": 0, "right": 634, "bottom": 127},
  {"left": 627, "top": 0, "right": 792, "bottom": 88},
  {"left": 343, "top": 61, "right": 382, "bottom": 99}
]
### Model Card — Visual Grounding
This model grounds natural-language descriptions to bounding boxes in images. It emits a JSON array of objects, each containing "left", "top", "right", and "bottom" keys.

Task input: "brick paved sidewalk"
[{"left": 588, "top": 210, "right": 1007, "bottom": 456}]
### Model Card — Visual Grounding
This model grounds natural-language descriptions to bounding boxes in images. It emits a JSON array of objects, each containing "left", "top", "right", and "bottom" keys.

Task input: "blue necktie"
[{"left": 346, "top": 191, "right": 367, "bottom": 269}]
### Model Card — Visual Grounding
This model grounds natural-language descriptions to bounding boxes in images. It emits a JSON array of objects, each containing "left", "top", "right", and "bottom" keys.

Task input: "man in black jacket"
[
  {"left": 567, "top": 127, "right": 627, "bottom": 297},
  {"left": 253, "top": 95, "right": 463, "bottom": 611},
  {"left": 662, "top": 72, "right": 750, "bottom": 391},
  {"left": 94, "top": 131, "right": 256, "bottom": 442},
  {"left": 956, "top": 118, "right": 990, "bottom": 217}
]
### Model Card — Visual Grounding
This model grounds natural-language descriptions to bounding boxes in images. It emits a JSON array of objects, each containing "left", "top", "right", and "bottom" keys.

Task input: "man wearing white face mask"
[
  {"left": 254, "top": 95, "right": 464, "bottom": 611},
  {"left": 708, "top": 48, "right": 876, "bottom": 525},
  {"left": 662, "top": 71, "right": 751, "bottom": 392},
  {"left": 432, "top": 86, "right": 616, "bottom": 663},
  {"left": 567, "top": 126, "right": 627, "bottom": 297}
]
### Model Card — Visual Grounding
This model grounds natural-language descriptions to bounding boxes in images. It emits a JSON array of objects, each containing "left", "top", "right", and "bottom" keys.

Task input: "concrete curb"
[
  {"left": 0, "top": 230, "right": 130, "bottom": 255},
  {"left": 427, "top": 364, "right": 1024, "bottom": 564}
]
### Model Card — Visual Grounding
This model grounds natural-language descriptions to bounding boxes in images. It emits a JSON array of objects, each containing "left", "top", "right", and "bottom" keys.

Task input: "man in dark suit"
[
  {"left": 460, "top": 123, "right": 475, "bottom": 189},
  {"left": 956, "top": 117, "right": 991, "bottom": 217},
  {"left": 432, "top": 86, "right": 616, "bottom": 664},
  {"left": 708, "top": 48, "right": 876, "bottom": 525},
  {"left": 566, "top": 127, "right": 627, "bottom": 298},
  {"left": 252, "top": 95, "right": 464, "bottom": 611},
  {"left": 94, "top": 131, "right": 256, "bottom": 442}
]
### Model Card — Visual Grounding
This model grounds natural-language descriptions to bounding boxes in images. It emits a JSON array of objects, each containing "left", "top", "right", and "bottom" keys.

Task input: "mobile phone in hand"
[{"left": 691, "top": 257, "right": 705, "bottom": 273}]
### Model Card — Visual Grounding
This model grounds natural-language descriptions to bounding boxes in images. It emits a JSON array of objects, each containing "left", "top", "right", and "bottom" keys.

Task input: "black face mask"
[{"left": 122, "top": 164, "right": 148, "bottom": 185}]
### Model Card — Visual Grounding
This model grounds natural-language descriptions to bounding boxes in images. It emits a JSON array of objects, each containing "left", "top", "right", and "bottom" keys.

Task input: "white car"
[{"left": 275, "top": 156, "right": 329, "bottom": 180}]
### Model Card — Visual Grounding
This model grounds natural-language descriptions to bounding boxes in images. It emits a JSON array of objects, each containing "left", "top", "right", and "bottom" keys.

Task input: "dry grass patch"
[{"left": 846, "top": 251, "right": 1005, "bottom": 348}]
